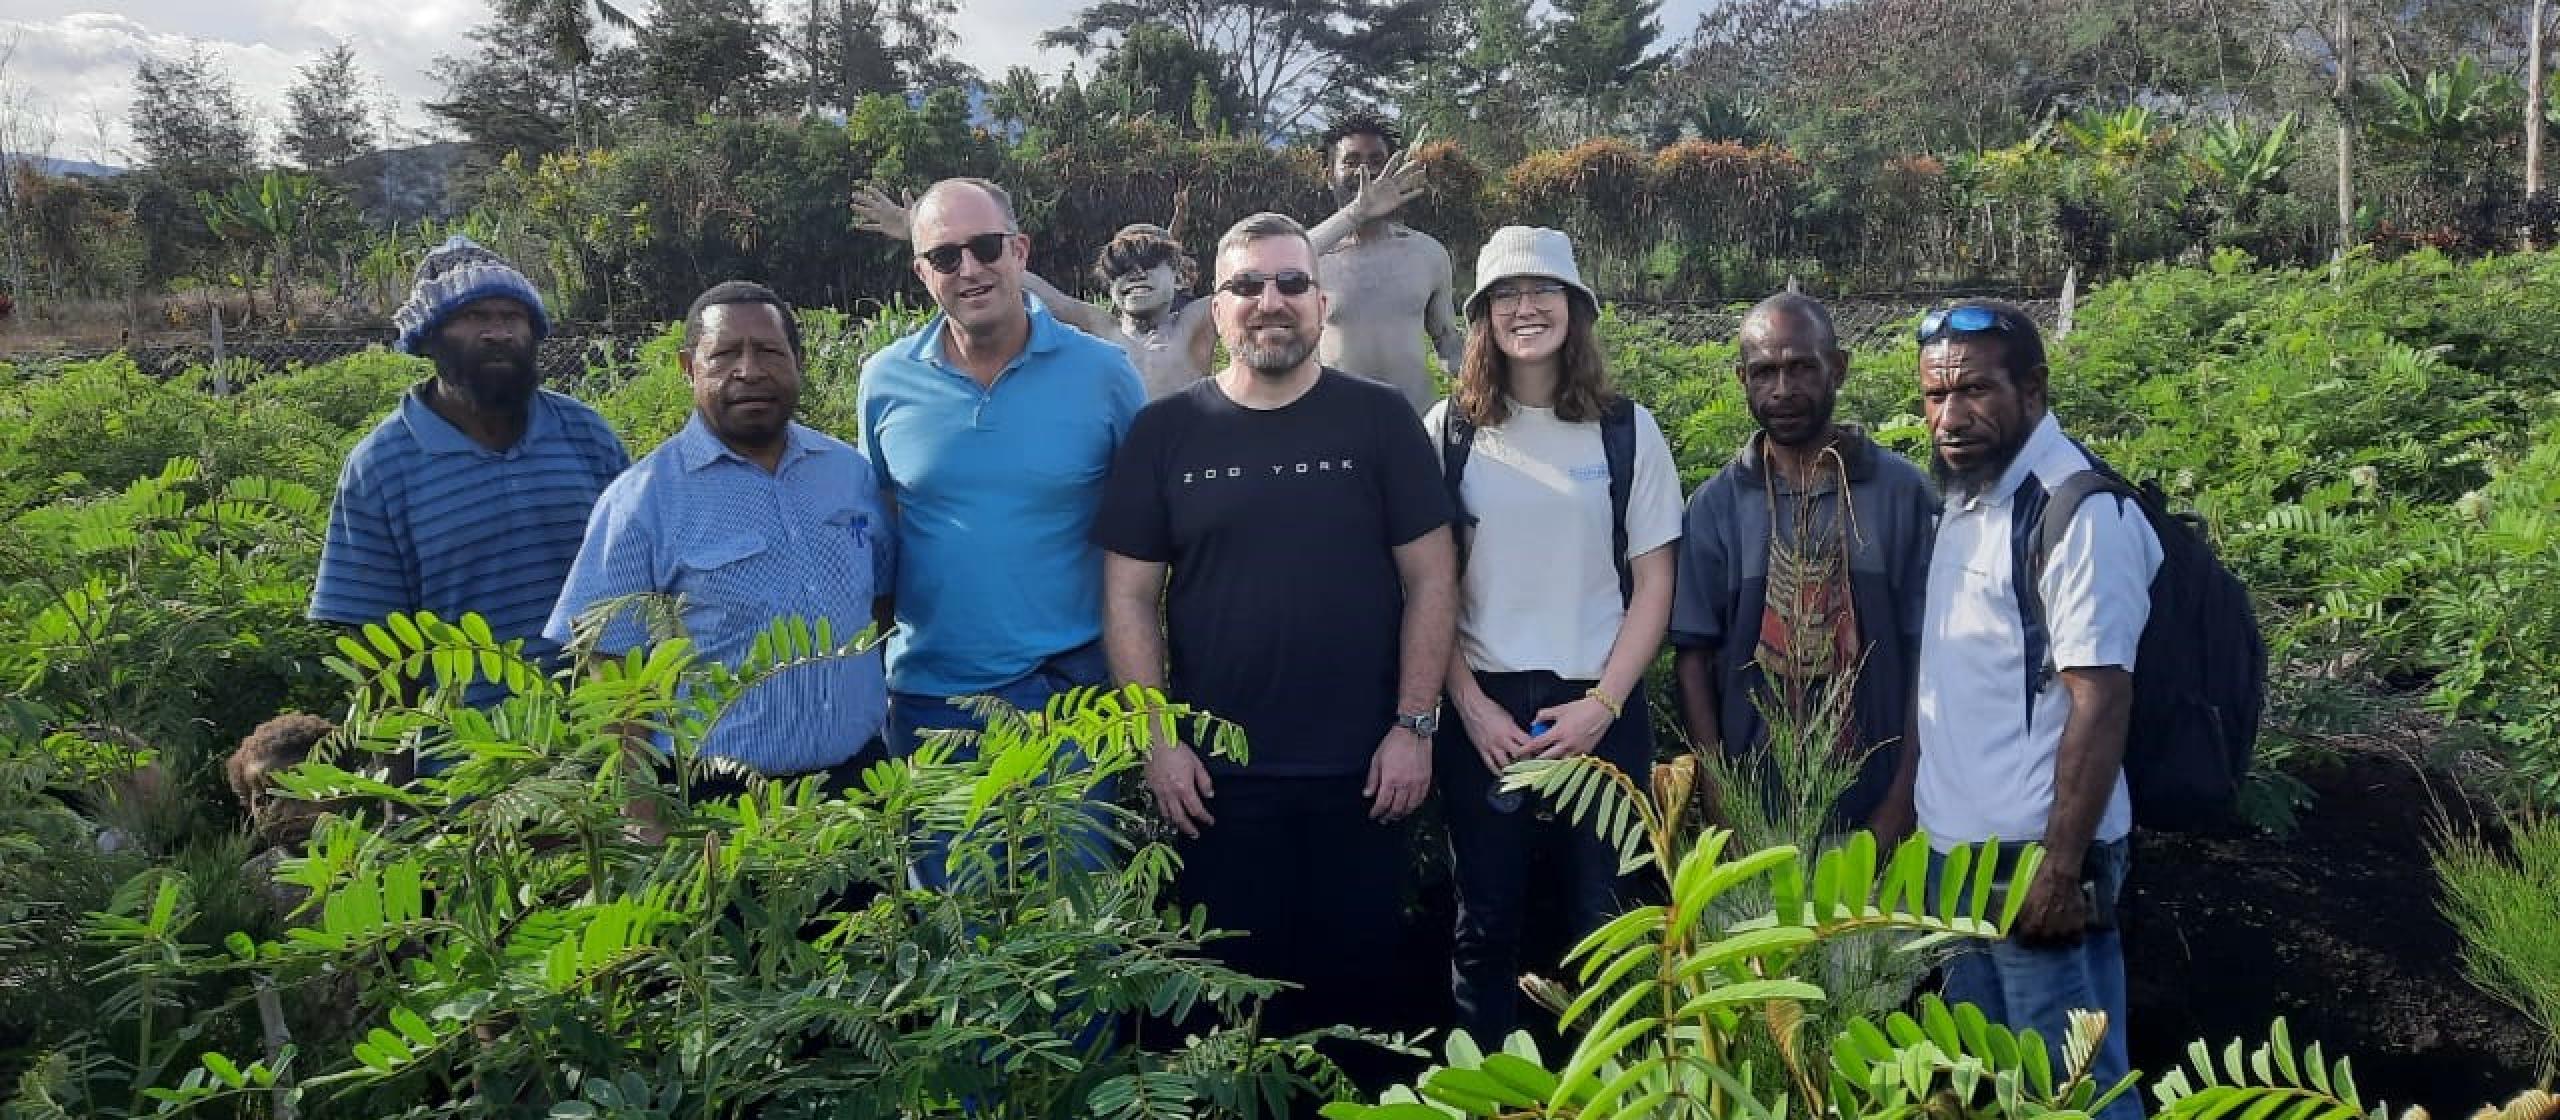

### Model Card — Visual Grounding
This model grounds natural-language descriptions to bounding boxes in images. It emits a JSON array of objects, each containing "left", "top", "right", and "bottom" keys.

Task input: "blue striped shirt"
[
  {"left": 542, "top": 416, "right": 891, "bottom": 775},
  {"left": 311, "top": 385, "right": 630, "bottom": 707},
  {"left": 857, "top": 297, "right": 1145, "bottom": 696}
]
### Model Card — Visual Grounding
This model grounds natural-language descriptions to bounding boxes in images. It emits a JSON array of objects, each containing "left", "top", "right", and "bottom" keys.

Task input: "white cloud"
[{"left": 0, "top": 0, "right": 1722, "bottom": 167}]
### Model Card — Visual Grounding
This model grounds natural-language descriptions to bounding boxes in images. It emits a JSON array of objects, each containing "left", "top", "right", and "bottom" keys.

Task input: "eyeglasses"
[
  {"left": 918, "top": 232, "right": 1011, "bottom": 275},
  {"left": 1916, "top": 304, "right": 2017, "bottom": 345},
  {"left": 1488, "top": 281, "right": 1568, "bottom": 310},
  {"left": 1217, "top": 269, "right": 1315, "bottom": 299}
]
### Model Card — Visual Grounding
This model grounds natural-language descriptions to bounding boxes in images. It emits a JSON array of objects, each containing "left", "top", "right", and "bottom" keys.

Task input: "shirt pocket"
[
  {"left": 816, "top": 498, "right": 886, "bottom": 598},
  {"left": 673, "top": 535, "right": 772, "bottom": 646}
]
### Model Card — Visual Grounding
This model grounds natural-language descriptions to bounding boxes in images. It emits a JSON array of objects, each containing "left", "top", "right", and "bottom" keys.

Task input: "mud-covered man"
[{"left": 1314, "top": 110, "right": 1463, "bottom": 413}]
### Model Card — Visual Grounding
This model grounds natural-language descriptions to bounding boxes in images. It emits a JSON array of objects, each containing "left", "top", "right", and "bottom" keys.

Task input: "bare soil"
[{"left": 2123, "top": 749, "right": 2544, "bottom": 1114}]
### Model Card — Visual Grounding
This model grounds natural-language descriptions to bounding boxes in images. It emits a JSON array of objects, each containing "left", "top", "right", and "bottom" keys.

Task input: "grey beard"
[{"left": 1240, "top": 333, "right": 1315, "bottom": 375}]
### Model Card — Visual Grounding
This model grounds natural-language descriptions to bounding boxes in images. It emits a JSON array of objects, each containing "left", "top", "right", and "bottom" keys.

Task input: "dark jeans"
[
  {"left": 1172, "top": 773, "right": 1414, "bottom": 1040},
  {"left": 885, "top": 642, "right": 1115, "bottom": 889},
  {"left": 1438, "top": 669, "right": 1652, "bottom": 1046}
]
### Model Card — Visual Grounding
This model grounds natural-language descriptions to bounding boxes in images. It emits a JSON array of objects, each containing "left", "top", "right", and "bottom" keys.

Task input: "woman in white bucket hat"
[{"left": 1423, "top": 225, "right": 1684, "bottom": 1045}]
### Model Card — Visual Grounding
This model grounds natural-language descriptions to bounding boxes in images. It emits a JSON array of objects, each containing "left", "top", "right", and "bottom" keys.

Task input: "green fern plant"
[{"left": 96, "top": 607, "right": 1363, "bottom": 1119}]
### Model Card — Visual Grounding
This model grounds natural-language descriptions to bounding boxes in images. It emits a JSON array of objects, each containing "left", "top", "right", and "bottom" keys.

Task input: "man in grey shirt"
[
  {"left": 1314, "top": 110, "right": 1463, "bottom": 413},
  {"left": 1669, "top": 292, "right": 1937, "bottom": 832}
]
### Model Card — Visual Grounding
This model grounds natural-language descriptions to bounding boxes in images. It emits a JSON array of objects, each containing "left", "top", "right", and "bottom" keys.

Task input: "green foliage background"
[{"left": 4, "top": 248, "right": 2559, "bottom": 1113}]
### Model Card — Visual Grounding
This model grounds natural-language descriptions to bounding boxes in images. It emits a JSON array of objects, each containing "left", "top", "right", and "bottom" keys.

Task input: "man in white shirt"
[{"left": 1878, "top": 301, "right": 2157, "bottom": 1120}]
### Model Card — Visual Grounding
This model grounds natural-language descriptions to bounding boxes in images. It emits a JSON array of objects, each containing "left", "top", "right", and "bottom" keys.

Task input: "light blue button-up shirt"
[
  {"left": 857, "top": 296, "right": 1144, "bottom": 697},
  {"left": 544, "top": 415, "right": 891, "bottom": 774}
]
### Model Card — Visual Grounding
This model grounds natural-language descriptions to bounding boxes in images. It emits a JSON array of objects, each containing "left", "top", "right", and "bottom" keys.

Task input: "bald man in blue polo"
[{"left": 858, "top": 177, "right": 1145, "bottom": 767}]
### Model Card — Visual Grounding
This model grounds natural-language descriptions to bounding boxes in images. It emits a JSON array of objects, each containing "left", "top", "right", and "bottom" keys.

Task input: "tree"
[
  {"left": 281, "top": 42, "right": 374, "bottom": 171},
  {"left": 631, "top": 0, "right": 785, "bottom": 122},
  {"left": 129, "top": 45, "right": 256, "bottom": 179},
  {"left": 491, "top": 0, "right": 640, "bottom": 149},
  {"left": 1537, "top": 0, "right": 1667, "bottom": 134},
  {"left": 428, "top": 23, "right": 595, "bottom": 157},
  {"left": 1394, "top": 0, "right": 1545, "bottom": 163},
  {"left": 1043, "top": 0, "right": 1440, "bottom": 139},
  {"left": 787, "top": 0, "right": 969, "bottom": 114},
  {"left": 1090, "top": 23, "right": 1252, "bottom": 136}
]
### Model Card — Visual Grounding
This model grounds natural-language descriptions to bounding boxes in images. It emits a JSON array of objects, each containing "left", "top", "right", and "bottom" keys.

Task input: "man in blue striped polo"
[
  {"left": 545, "top": 281, "right": 890, "bottom": 796},
  {"left": 310, "top": 237, "right": 630, "bottom": 761}
]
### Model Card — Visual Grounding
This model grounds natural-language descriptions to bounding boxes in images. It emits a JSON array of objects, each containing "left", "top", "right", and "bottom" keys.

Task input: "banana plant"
[
  {"left": 2191, "top": 114, "right": 2299, "bottom": 220},
  {"left": 2371, "top": 57, "right": 2518, "bottom": 149}
]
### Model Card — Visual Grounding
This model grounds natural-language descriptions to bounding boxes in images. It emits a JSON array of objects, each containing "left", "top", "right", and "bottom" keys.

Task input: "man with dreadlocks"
[
  {"left": 1667, "top": 292, "right": 1937, "bottom": 831},
  {"left": 850, "top": 149, "right": 1426, "bottom": 399},
  {"left": 1316, "top": 109, "right": 1463, "bottom": 414}
]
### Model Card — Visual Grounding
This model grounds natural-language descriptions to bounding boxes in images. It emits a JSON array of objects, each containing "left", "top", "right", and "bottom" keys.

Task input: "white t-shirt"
[
  {"left": 1914, "top": 412, "right": 2162, "bottom": 850},
  {"left": 1423, "top": 398, "right": 1684, "bottom": 679}
]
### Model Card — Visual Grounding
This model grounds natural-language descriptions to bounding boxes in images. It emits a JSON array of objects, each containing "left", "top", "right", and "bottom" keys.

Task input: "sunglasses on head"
[
  {"left": 918, "top": 232, "right": 1011, "bottom": 275},
  {"left": 1917, "top": 304, "right": 2016, "bottom": 345},
  {"left": 1217, "top": 270, "right": 1314, "bottom": 299}
]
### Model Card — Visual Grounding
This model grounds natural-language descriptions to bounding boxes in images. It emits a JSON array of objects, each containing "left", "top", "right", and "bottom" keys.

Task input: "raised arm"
[{"left": 1307, "top": 138, "right": 1429, "bottom": 255}]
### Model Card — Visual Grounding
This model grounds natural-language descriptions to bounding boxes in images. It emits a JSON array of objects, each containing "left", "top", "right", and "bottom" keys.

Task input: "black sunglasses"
[
  {"left": 918, "top": 232, "right": 1011, "bottom": 275},
  {"left": 1217, "top": 270, "right": 1315, "bottom": 299},
  {"left": 1916, "top": 304, "right": 2017, "bottom": 345}
]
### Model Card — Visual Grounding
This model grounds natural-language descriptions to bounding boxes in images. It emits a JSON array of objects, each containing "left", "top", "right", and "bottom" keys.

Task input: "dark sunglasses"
[
  {"left": 1217, "top": 269, "right": 1315, "bottom": 299},
  {"left": 1916, "top": 304, "right": 2017, "bottom": 344},
  {"left": 918, "top": 232, "right": 1010, "bottom": 275}
]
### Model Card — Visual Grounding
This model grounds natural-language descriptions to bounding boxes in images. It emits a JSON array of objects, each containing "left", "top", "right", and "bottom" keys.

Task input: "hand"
[
  {"left": 849, "top": 184, "right": 915, "bottom": 242},
  {"left": 1364, "top": 727, "right": 1432, "bottom": 822},
  {"left": 1452, "top": 693, "right": 1531, "bottom": 777},
  {"left": 1525, "top": 696, "right": 1614, "bottom": 761},
  {"left": 1345, "top": 131, "right": 1430, "bottom": 226},
  {"left": 1144, "top": 740, "right": 1216, "bottom": 838},
  {"left": 1866, "top": 797, "right": 1915, "bottom": 851},
  {"left": 2008, "top": 860, "right": 2092, "bottom": 948}
]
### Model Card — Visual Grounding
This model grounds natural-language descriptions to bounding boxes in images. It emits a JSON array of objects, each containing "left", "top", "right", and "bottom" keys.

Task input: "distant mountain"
[
  {"left": 6, "top": 155, "right": 124, "bottom": 178},
  {"left": 333, "top": 141, "right": 471, "bottom": 226}
]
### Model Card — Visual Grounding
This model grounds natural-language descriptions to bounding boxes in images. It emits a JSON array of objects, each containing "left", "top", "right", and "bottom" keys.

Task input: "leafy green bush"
[{"left": 21, "top": 611, "right": 1366, "bottom": 1118}]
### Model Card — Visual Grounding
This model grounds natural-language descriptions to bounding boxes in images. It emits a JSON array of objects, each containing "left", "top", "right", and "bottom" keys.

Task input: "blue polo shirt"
[
  {"left": 311, "top": 384, "right": 630, "bottom": 705},
  {"left": 857, "top": 297, "right": 1145, "bottom": 697},
  {"left": 542, "top": 416, "right": 891, "bottom": 775}
]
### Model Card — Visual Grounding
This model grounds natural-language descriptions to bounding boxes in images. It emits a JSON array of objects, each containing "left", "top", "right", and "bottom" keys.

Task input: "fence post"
[
  {"left": 207, "top": 298, "right": 232, "bottom": 395},
  {"left": 2056, "top": 264, "right": 2077, "bottom": 341}
]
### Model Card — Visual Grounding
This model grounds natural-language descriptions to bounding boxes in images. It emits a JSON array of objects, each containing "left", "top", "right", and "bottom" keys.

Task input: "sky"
[{"left": 0, "top": 0, "right": 1721, "bottom": 167}]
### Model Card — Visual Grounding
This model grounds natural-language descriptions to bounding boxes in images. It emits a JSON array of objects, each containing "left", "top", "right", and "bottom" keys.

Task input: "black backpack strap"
[
  {"left": 1601, "top": 398, "right": 1636, "bottom": 606},
  {"left": 1441, "top": 406, "right": 1478, "bottom": 572},
  {"left": 2022, "top": 469, "right": 2140, "bottom": 682}
]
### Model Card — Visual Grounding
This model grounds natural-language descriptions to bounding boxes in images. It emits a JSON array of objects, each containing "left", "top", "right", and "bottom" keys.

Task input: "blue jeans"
[
  {"left": 885, "top": 642, "right": 1115, "bottom": 889},
  {"left": 1930, "top": 838, "right": 2142, "bottom": 1120}
]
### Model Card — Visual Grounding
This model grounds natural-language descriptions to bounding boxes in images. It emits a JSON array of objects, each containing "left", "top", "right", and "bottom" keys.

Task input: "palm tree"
[{"left": 493, "top": 0, "right": 641, "bottom": 150}]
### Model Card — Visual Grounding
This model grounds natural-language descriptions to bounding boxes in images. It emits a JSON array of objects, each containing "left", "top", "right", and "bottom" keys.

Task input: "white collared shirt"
[{"left": 1915, "top": 412, "right": 2161, "bottom": 851}]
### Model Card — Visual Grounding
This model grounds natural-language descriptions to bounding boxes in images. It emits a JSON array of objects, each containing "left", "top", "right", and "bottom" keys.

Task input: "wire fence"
[
  {"left": 1, "top": 294, "right": 2063, "bottom": 384},
  {"left": 1615, "top": 295, "right": 2062, "bottom": 352}
]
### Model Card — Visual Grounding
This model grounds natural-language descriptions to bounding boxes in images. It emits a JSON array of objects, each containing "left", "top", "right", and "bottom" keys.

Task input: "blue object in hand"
[{"left": 1487, "top": 719, "right": 1553, "bottom": 814}]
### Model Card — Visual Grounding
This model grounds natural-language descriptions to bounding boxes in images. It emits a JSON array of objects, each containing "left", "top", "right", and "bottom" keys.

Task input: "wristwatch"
[{"left": 1394, "top": 709, "right": 1440, "bottom": 739}]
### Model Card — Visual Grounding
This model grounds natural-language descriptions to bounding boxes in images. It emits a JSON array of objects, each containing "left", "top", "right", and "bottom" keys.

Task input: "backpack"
[
  {"left": 2020, "top": 446, "right": 2267, "bottom": 831},
  {"left": 1441, "top": 397, "right": 1637, "bottom": 605}
]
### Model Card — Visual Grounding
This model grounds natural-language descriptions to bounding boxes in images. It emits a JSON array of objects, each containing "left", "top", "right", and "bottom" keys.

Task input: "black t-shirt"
[{"left": 1093, "top": 369, "right": 1453, "bottom": 777}]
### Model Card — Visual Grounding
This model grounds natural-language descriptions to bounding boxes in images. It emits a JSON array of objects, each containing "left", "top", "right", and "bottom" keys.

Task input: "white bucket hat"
[{"left": 1465, "top": 225, "right": 1596, "bottom": 318}]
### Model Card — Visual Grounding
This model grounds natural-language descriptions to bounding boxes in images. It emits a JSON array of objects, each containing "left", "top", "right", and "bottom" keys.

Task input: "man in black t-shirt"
[{"left": 1094, "top": 211, "right": 1458, "bottom": 1043}]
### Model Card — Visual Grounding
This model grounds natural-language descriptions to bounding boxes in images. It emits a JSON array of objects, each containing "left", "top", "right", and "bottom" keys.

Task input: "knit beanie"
[{"left": 392, "top": 235, "right": 553, "bottom": 355}]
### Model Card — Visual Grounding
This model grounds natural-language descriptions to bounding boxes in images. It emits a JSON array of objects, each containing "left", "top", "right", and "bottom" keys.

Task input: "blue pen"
[{"left": 1487, "top": 719, "right": 1552, "bottom": 814}]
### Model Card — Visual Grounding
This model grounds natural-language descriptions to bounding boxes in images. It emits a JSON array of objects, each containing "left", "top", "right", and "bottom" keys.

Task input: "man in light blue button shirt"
[
  {"left": 547, "top": 281, "right": 891, "bottom": 787},
  {"left": 857, "top": 178, "right": 1145, "bottom": 754}
]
